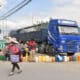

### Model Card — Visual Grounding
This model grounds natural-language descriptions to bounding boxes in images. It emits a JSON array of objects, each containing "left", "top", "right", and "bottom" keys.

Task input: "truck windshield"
[{"left": 58, "top": 26, "right": 79, "bottom": 35}]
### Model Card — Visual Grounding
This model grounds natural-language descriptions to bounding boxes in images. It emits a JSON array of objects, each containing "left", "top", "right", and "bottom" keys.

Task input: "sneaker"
[
  {"left": 17, "top": 70, "right": 22, "bottom": 73},
  {"left": 9, "top": 72, "right": 14, "bottom": 76}
]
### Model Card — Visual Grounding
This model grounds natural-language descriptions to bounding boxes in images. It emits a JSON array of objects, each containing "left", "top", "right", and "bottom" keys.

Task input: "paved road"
[{"left": 0, "top": 61, "right": 80, "bottom": 80}]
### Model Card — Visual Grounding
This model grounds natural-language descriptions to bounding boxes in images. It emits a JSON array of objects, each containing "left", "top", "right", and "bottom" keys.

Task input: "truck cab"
[{"left": 48, "top": 19, "right": 80, "bottom": 55}]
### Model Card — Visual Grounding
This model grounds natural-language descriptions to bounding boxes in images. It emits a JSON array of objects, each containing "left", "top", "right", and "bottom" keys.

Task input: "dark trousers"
[{"left": 11, "top": 63, "right": 20, "bottom": 72}]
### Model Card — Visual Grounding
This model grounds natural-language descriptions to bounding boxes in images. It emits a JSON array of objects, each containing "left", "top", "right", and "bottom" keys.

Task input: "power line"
[{"left": 0, "top": 0, "right": 32, "bottom": 20}]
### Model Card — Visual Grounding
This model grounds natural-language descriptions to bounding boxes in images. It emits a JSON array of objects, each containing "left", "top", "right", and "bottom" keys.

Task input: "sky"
[{"left": 0, "top": 0, "right": 80, "bottom": 32}]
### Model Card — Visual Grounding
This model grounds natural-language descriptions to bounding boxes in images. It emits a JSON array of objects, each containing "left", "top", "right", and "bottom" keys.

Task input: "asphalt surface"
[{"left": 0, "top": 61, "right": 80, "bottom": 80}]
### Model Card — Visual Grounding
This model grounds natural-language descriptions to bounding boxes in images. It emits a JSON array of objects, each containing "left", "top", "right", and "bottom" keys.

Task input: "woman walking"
[{"left": 6, "top": 38, "right": 22, "bottom": 76}]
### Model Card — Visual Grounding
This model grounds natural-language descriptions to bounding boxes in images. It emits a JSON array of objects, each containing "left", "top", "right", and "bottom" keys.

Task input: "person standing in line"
[{"left": 27, "top": 39, "right": 36, "bottom": 61}]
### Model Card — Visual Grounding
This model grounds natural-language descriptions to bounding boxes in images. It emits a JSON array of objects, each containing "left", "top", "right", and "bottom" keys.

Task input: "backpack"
[{"left": 9, "top": 45, "right": 20, "bottom": 54}]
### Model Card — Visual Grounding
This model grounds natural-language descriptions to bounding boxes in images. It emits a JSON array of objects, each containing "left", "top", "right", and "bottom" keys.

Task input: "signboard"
[
  {"left": 0, "top": 40, "right": 6, "bottom": 49},
  {"left": 58, "top": 20, "right": 77, "bottom": 26}
]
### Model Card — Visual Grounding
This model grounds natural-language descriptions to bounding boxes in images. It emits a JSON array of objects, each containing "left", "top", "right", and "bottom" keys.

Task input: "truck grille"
[{"left": 66, "top": 41, "right": 75, "bottom": 52}]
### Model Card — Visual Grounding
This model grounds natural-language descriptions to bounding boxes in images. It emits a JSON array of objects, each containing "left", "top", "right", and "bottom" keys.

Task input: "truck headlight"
[
  {"left": 61, "top": 40, "right": 65, "bottom": 43},
  {"left": 58, "top": 45, "right": 63, "bottom": 50}
]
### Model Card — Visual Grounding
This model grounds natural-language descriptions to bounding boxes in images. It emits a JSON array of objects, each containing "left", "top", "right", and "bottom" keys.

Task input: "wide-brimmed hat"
[
  {"left": 10, "top": 38, "right": 19, "bottom": 44},
  {"left": 6, "top": 37, "right": 18, "bottom": 44}
]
